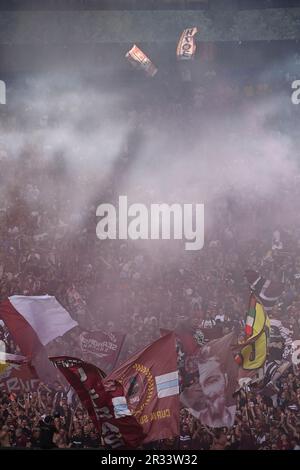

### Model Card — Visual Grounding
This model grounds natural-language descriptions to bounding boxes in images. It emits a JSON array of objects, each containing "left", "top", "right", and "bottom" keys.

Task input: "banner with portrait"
[{"left": 180, "top": 332, "right": 238, "bottom": 428}]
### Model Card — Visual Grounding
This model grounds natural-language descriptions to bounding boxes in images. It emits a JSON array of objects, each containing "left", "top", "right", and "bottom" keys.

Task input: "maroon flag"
[
  {"left": 106, "top": 332, "right": 179, "bottom": 443},
  {"left": 51, "top": 356, "right": 144, "bottom": 449},
  {"left": 160, "top": 322, "right": 205, "bottom": 356},
  {"left": 245, "top": 270, "right": 284, "bottom": 311},
  {"left": 78, "top": 330, "right": 125, "bottom": 373},
  {"left": 160, "top": 328, "right": 198, "bottom": 355}
]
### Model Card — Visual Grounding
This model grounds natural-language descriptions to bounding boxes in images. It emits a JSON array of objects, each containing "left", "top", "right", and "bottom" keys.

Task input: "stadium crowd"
[{"left": 1, "top": 72, "right": 300, "bottom": 449}]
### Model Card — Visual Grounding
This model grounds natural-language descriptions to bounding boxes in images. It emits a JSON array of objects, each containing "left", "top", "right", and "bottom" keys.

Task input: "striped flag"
[
  {"left": 112, "top": 396, "right": 132, "bottom": 418},
  {"left": 245, "top": 294, "right": 259, "bottom": 337},
  {"left": 155, "top": 371, "right": 179, "bottom": 399}
]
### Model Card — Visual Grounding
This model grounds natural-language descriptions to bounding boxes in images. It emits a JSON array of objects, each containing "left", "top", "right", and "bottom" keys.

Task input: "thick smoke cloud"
[{"left": 0, "top": 62, "right": 298, "bottom": 259}]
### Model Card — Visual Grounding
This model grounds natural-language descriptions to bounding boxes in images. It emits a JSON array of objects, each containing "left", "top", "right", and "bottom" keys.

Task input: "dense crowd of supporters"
[
  {"left": 1, "top": 72, "right": 300, "bottom": 448},
  {"left": 1, "top": 370, "right": 300, "bottom": 449}
]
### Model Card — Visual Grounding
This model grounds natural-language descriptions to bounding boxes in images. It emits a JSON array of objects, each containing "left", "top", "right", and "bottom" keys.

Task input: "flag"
[
  {"left": 0, "top": 358, "right": 40, "bottom": 394},
  {"left": 180, "top": 333, "right": 238, "bottom": 428},
  {"left": 0, "top": 351, "right": 27, "bottom": 365},
  {"left": 106, "top": 332, "right": 179, "bottom": 443},
  {"left": 78, "top": 330, "right": 125, "bottom": 373},
  {"left": 0, "top": 339, "right": 39, "bottom": 392},
  {"left": 51, "top": 356, "right": 144, "bottom": 449},
  {"left": 269, "top": 318, "right": 293, "bottom": 360},
  {"left": 45, "top": 328, "right": 125, "bottom": 375},
  {"left": 258, "top": 359, "right": 290, "bottom": 395},
  {"left": 160, "top": 324, "right": 204, "bottom": 356},
  {"left": 245, "top": 270, "right": 284, "bottom": 311},
  {"left": 160, "top": 323, "right": 223, "bottom": 392},
  {"left": 233, "top": 294, "right": 270, "bottom": 370},
  {"left": 268, "top": 320, "right": 286, "bottom": 361},
  {"left": 0, "top": 339, "right": 6, "bottom": 374},
  {"left": 291, "top": 340, "right": 300, "bottom": 376},
  {"left": 176, "top": 27, "right": 198, "bottom": 60},
  {"left": 126, "top": 45, "right": 157, "bottom": 77},
  {"left": 237, "top": 318, "right": 292, "bottom": 391},
  {"left": 236, "top": 367, "right": 265, "bottom": 389},
  {"left": 0, "top": 351, "right": 28, "bottom": 375},
  {"left": 0, "top": 295, "right": 78, "bottom": 358}
]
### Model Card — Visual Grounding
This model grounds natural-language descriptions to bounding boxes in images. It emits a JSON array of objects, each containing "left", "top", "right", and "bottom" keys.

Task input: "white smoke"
[{"left": 0, "top": 66, "right": 299, "bottom": 258}]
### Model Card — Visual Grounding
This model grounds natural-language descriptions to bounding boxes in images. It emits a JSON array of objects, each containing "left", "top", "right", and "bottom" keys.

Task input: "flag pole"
[{"left": 242, "top": 383, "right": 256, "bottom": 448}]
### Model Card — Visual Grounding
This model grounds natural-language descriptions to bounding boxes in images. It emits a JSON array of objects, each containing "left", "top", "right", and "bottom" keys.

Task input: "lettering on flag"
[
  {"left": 177, "top": 27, "right": 198, "bottom": 60},
  {"left": 126, "top": 45, "right": 158, "bottom": 77},
  {"left": 79, "top": 330, "right": 125, "bottom": 372},
  {"left": 106, "top": 333, "right": 180, "bottom": 442},
  {"left": 0, "top": 362, "right": 40, "bottom": 394},
  {"left": 51, "top": 356, "right": 144, "bottom": 449}
]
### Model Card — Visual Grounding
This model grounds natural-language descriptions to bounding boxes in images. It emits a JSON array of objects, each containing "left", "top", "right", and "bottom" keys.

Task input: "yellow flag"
[{"left": 236, "top": 295, "right": 270, "bottom": 370}]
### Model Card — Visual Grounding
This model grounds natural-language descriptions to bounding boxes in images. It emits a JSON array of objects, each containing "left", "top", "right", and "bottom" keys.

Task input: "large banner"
[
  {"left": 78, "top": 330, "right": 125, "bottom": 373},
  {"left": 180, "top": 332, "right": 238, "bottom": 428},
  {"left": 106, "top": 332, "right": 179, "bottom": 443}
]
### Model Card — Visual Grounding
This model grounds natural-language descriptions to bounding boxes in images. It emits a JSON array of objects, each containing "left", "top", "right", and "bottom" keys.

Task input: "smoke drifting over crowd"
[
  {"left": 0, "top": 61, "right": 298, "bottom": 252},
  {"left": 2, "top": 1, "right": 300, "bottom": 453}
]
